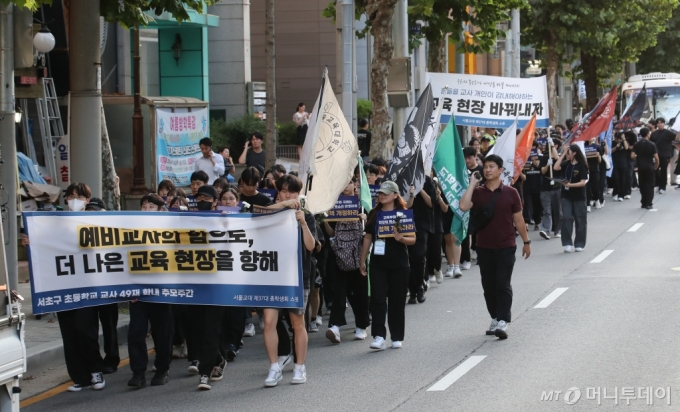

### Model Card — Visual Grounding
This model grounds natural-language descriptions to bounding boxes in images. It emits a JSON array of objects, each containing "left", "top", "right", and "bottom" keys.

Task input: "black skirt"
[{"left": 297, "top": 124, "right": 308, "bottom": 146}]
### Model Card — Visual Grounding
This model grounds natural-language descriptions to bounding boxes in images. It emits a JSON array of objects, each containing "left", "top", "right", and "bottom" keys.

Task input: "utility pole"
[
  {"left": 340, "top": 0, "right": 356, "bottom": 136},
  {"left": 69, "top": 0, "right": 102, "bottom": 197},
  {"left": 0, "top": 4, "right": 18, "bottom": 291},
  {"left": 392, "top": 0, "right": 409, "bottom": 142},
  {"left": 456, "top": 26, "right": 465, "bottom": 74},
  {"left": 511, "top": 9, "right": 520, "bottom": 78},
  {"left": 264, "top": 0, "right": 276, "bottom": 169},
  {"left": 130, "top": 25, "right": 146, "bottom": 193},
  {"left": 503, "top": 24, "right": 512, "bottom": 77}
]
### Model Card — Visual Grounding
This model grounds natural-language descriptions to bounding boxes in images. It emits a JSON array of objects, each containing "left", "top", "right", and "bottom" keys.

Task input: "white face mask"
[{"left": 68, "top": 199, "right": 86, "bottom": 211}]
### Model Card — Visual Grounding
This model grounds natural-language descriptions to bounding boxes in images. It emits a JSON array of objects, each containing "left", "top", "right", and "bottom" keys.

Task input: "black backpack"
[{"left": 469, "top": 189, "right": 502, "bottom": 234}]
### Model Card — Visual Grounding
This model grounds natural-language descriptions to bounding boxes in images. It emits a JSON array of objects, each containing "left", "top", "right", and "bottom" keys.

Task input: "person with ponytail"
[
  {"left": 360, "top": 181, "right": 415, "bottom": 351},
  {"left": 553, "top": 144, "right": 589, "bottom": 253}
]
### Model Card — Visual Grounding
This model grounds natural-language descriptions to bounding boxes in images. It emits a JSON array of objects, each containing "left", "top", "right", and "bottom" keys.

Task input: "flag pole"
[{"left": 304, "top": 66, "right": 329, "bottom": 195}]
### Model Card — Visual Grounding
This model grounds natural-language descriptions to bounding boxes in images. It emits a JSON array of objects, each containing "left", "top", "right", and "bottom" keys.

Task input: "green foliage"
[
  {"left": 637, "top": 5, "right": 680, "bottom": 74},
  {"left": 209, "top": 115, "right": 266, "bottom": 160},
  {"left": 357, "top": 98, "right": 372, "bottom": 120},
  {"left": 277, "top": 121, "right": 298, "bottom": 146},
  {"left": 0, "top": 0, "right": 51, "bottom": 9}
]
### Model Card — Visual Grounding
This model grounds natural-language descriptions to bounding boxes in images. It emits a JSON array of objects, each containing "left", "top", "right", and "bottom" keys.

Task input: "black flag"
[
  {"left": 615, "top": 84, "right": 648, "bottom": 129},
  {"left": 386, "top": 84, "right": 434, "bottom": 202}
]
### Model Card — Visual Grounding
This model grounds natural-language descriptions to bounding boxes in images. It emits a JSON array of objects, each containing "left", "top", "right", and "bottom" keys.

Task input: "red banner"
[{"left": 569, "top": 86, "right": 618, "bottom": 143}]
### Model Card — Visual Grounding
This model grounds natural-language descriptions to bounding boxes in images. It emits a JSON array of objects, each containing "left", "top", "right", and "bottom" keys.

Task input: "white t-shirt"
[{"left": 293, "top": 112, "right": 309, "bottom": 127}]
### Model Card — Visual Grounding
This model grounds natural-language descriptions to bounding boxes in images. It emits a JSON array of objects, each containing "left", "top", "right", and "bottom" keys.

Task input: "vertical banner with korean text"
[
  {"left": 426, "top": 73, "right": 549, "bottom": 128},
  {"left": 24, "top": 210, "right": 303, "bottom": 314},
  {"left": 156, "top": 107, "right": 209, "bottom": 187}
]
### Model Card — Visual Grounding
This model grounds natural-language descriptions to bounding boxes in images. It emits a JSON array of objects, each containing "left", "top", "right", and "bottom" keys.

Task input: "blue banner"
[
  {"left": 325, "top": 196, "right": 360, "bottom": 222},
  {"left": 376, "top": 209, "right": 415, "bottom": 238}
]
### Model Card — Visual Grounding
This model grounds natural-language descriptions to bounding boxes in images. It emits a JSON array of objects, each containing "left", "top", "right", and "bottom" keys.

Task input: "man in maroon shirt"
[{"left": 460, "top": 154, "right": 531, "bottom": 339}]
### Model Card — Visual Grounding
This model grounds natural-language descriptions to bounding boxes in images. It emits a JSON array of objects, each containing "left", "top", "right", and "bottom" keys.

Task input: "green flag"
[
  {"left": 433, "top": 116, "right": 469, "bottom": 245},
  {"left": 357, "top": 156, "right": 372, "bottom": 213}
]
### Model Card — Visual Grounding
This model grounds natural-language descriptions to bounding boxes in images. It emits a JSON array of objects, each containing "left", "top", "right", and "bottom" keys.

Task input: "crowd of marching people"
[{"left": 33, "top": 118, "right": 679, "bottom": 393}]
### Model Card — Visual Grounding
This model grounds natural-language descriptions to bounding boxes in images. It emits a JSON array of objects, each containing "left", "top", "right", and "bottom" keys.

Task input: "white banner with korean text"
[
  {"left": 426, "top": 73, "right": 550, "bottom": 128},
  {"left": 24, "top": 210, "right": 303, "bottom": 314},
  {"left": 156, "top": 107, "right": 209, "bottom": 187}
]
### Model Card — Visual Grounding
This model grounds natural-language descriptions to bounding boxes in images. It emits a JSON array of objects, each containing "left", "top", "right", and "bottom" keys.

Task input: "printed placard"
[
  {"left": 376, "top": 209, "right": 416, "bottom": 238},
  {"left": 585, "top": 144, "right": 599, "bottom": 158},
  {"left": 369, "top": 184, "right": 380, "bottom": 208},
  {"left": 259, "top": 189, "right": 277, "bottom": 203},
  {"left": 325, "top": 196, "right": 360, "bottom": 222}
]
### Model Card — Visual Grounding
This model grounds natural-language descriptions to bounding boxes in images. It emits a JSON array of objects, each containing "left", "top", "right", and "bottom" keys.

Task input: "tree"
[{"left": 636, "top": 5, "right": 680, "bottom": 74}]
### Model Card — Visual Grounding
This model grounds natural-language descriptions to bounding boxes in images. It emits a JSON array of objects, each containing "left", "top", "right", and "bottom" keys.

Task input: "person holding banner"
[
  {"left": 553, "top": 145, "right": 589, "bottom": 253},
  {"left": 459, "top": 156, "right": 530, "bottom": 340},
  {"left": 361, "top": 181, "right": 415, "bottom": 350},
  {"left": 611, "top": 132, "right": 632, "bottom": 202},
  {"left": 405, "top": 177, "right": 436, "bottom": 304},
  {"left": 263, "top": 175, "right": 318, "bottom": 387},
  {"left": 538, "top": 139, "right": 562, "bottom": 240},
  {"left": 585, "top": 138, "right": 604, "bottom": 211},
  {"left": 127, "top": 194, "right": 174, "bottom": 388}
]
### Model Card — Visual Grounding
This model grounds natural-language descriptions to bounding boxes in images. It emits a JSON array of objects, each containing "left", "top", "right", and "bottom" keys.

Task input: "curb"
[{"left": 26, "top": 321, "right": 130, "bottom": 376}]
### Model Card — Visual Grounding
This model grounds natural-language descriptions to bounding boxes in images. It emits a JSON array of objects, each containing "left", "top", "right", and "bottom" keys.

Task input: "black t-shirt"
[
  {"left": 357, "top": 129, "right": 372, "bottom": 158},
  {"left": 245, "top": 150, "right": 266, "bottom": 173},
  {"left": 523, "top": 160, "right": 542, "bottom": 194},
  {"left": 365, "top": 215, "right": 410, "bottom": 269},
  {"left": 411, "top": 176, "right": 436, "bottom": 233},
  {"left": 560, "top": 161, "right": 589, "bottom": 201},
  {"left": 612, "top": 141, "right": 631, "bottom": 168},
  {"left": 432, "top": 189, "right": 444, "bottom": 234},
  {"left": 538, "top": 154, "right": 560, "bottom": 191},
  {"left": 633, "top": 139, "right": 658, "bottom": 172},
  {"left": 652, "top": 129, "right": 676, "bottom": 158},
  {"left": 586, "top": 145, "right": 603, "bottom": 173},
  {"left": 240, "top": 192, "right": 272, "bottom": 207},
  {"left": 300, "top": 213, "right": 319, "bottom": 288}
]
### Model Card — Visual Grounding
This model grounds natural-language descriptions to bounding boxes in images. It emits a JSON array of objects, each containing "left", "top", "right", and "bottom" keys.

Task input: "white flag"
[
  {"left": 298, "top": 75, "right": 359, "bottom": 214},
  {"left": 487, "top": 120, "right": 517, "bottom": 186}
]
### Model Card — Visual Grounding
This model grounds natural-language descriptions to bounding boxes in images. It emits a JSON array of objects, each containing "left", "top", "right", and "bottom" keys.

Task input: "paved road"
[{"left": 22, "top": 189, "right": 680, "bottom": 411}]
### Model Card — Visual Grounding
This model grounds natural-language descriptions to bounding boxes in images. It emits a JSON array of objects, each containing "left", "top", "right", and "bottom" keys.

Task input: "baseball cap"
[
  {"left": 196, "top": 185, "right": 218, "bottom": 199},
  {"left": 86, "top": 197, "right": 106, "bottom": 211},
  {"left": 377, "top": 181, "right": 399, "bottom": 195}
]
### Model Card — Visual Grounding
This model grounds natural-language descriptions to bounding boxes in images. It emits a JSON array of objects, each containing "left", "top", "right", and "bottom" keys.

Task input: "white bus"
[{"left": 621, "top": 72, "right": 680, "bottom": 123}]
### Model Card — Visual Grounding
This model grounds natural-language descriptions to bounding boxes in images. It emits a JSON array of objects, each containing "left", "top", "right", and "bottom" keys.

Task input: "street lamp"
[
  {"left": 14, "top": 107, "right": 22, "bottom": 124},
  {"left": 33, "top": 23, "right": 55, "bottom": 54},
  {"left": 171, "top": 34, "right": 182, "bottom": 66}
]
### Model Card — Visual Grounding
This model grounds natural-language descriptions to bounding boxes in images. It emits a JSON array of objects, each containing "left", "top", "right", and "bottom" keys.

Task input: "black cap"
[
  {"left": 86, "top": 197, "right": 106, "bottom": 211},
  {"left": 196, "top": 185, "right": 218, "bottom": 199}
]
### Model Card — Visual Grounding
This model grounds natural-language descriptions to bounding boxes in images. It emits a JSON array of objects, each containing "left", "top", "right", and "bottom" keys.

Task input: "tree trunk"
[
  {"left": 427, "top": 34, "right": 447, "bottom": 73},
  {"left": 365, "top": 0, "right": 398, "bottom": 160},
  {"left": 546, "top": 29, "right": 559, "bottom": 126},
  {"left": 581, "top": 51, "right": 599, "bottom": 111},
  {"left": 101, "top": 105, "right": 120, "bottom": 210},
  {"left": 264, "top": 0, "right": 277, "bottom": 170}
]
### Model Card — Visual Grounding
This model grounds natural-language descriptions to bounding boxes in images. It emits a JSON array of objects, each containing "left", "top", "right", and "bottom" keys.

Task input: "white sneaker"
[
  {"left": 435, "top": 269, "right": 443, "bottom": 284},
  {"left": 454, "top": 267, "right": 463, "bottom": 278},
  {"left": 291, "top": 365, "right": 307, "bottom": 384},
  {"left": 575, "top": 247, "right": 584, "bottom": 252},
  {"left": 659, "top": 189, "right": 666, "bottom": 194},
  {"left": 91, "top": 372, "right": 105, "bottom": 390},
  {"left": 428, "top": 275, "right": 436, "bottom": 283},
  {"left": 600, "top": 200, "right": 605, "bottom": 207},
  {"left": 564, "top": 246, "right": 575, "bottom": 253},
  {"left": 486, "top": 319, "right": 499, "bottom": 335},
  {"left": 624, "top": 195, "right": 631, "bottom": 199},
  {"left": 308, "top": 322, "right": 319, "bottom": 333},
  {"left": 243, "top": 323, "right": 256, "bottom": 337},
  {"left": 315, "top": 315, "right": 323, "bottom": 326},
  {"left": 595, "top": 200, "right": 602, "bottom": 209},
  {"left": 539, "top": 230, "right": 550, "bottom": 240},
  {"left": 325, "top": 325, "right": 341, "bottom": 344},
  {"left": 461, "top": 261, "right": 472, "bottom": 270},
  {"left": 68, "top": 383, "right": 91, "bottom": 392},
  {"left": 188, "top": 360, "right": 199, "bottom": 374},
  {"left": 278, "top": 354, "right": 292, "bottom": 370},
  {"left": 587, "top": 206, "right": 591, "bottom": 213},
  {"left": 444, "top": 265, "right": 454, "bottom": 278},
  {"left": 259, "top": 320, "right": 265, "bottom": 331},
  {"left": 613, "top": 196, "right": 620, "bottom": 202},
  {"left": 617, "top": 196, "right": 624, "bottom": 202},
  {"left": 391, "top": 341, "right": 402, "bottom": 349},
  {"left": 264, "top": 368, "right": 282, "bottom": 387},
  {"left": 369, "top": 336, "right": 387, "bottom": 350},
  {"left": 172, "top": 344, "right": 183, "bottom": 358},
  {"left": 494, "top": 320, "right": 508, "bottom": 339},
  {"left": 354, "top": 328, "right": 367, "bottom": 340}
]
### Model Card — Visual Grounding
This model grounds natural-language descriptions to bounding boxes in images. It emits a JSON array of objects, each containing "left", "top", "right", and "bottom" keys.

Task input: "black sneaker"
[
  {"left": 226, "top": 344, "right": 239, "bottom": 362},
  {"left": 407, "top": 296, "right": 417, "bottom": 304},
  {"left": 150, "top": 370, "right": 168, "bottom": 386},
  {"left": 198, "top": 375, "right": 211, "bottom": 390},
  {"left": 417, "top": 291, "right": 426, "bottom": 304},
  {"left": 210, "top": 357, "right": 227, "bottom": 381},
  {"left": 188, "top": 360, "right": 199, "bottom": 374},
  {"left": 127, "top": 371, "right": 146, "bottom": 388}
]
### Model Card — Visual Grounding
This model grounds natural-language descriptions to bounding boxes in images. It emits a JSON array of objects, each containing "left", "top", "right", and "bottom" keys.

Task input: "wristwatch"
[{"left": 523, "top": 240, "right": 531, "bottom": 245}]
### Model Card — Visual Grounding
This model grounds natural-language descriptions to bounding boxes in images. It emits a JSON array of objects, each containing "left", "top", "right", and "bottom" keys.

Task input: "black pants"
[
  {"left": 477, "top": 247, "right": 516, "bottom": 323},
  {"left": 600, "top": 166, "right": 608, "bottom": 198},
  {"left": 128, "top": 302, "right": 173, "bottom": 373},
  {"left": 587, "top": 169, "right": 603, "bottom": 204},
  {"left": 186, "top": 305, "right": 226, "bottom": 376},
  {"left": 522, "top": 192, "right": 542, "bottom": 224},
  {"left": 328, "top": 256, "right": 370, "bottom": 329},
  {"left": 408, "top": 230, "right": 429, "bottom": 294},
  {"left": 97, "top": 303, "right": 120, "bottom": 369},
  {"left": 221, "top": 306, "right": 247, "bottom": 355},
  {"left": 613, "top": 163, "right": 630, "bottom": 197},
  {"left": 58, "top": 307, "right": 104, "bottom": 385},
  {"left": 425, "top": 232, "right": 443, "bottom": 275},
  {"left": 657, "top": 156, "right": 670, "bottom": 191},
  {"left": 369, "top": 265, "right": 409, "bottom": 341},
  {"left": 172, "top": 305, "right": 199, "bottom": 361},
  {"left": 461, "top": 233, "right": 471, "bottom": 263},
  {"left": 638, "top": 168, "right": 655, "bottom": 207},
  {"left": 629, "top": 159, "right": 638, "bottom": 188}
]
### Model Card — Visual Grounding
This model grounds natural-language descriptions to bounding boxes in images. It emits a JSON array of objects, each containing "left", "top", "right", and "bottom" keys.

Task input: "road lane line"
[
  {"left": 427, "top": 356, "right": 486, "bottom": 392},
  {"left": 591, "top": 250, "right": 614, "bottom": 263},
  {"left": 650, "top": 209, "right": 658, "bottom": 212},
  {"left": 534, "top": 287, "right": 569, "bottom": 309},
  {"left": 628, "top": 223, "right": 644, "bottom": 232}
]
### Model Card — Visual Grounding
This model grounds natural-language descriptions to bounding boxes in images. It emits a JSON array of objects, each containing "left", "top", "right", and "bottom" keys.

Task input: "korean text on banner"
[
  {"left": 23, "top": 210, "right": 304, "bottom": 314},
  {"left": 376, "top": 210, "right": 416, "bottom": 238},
  {"left": 156, "top": 107, "right": 209, "bottom": 187},
  {"left": 426, "top": 73, "right": 549, "bottom": 128}
]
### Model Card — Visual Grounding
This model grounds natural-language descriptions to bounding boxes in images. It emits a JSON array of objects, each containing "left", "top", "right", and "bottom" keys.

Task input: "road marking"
[
  {"left": 650, "top": 209, "right": 658, "bottom": 212},
  {"left": 534, "top": 287, "right": 569, "bottom": 309},
  {"left": 427, "top": 356, "right": 486, "bottom": 392},
  {"left": 628, "top": 223, "right": 644, "bottom": 232},
  {"left": 591, "top": 250, "right": 614, "bottom": 263},
  {"left": 672, "top": 267, "right": 680, "bottom": 271}
]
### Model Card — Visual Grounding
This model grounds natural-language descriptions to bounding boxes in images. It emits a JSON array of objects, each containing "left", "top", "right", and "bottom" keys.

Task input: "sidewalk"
[{"left": 18, "top": 282, "right": 131, "bottom": 376}]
